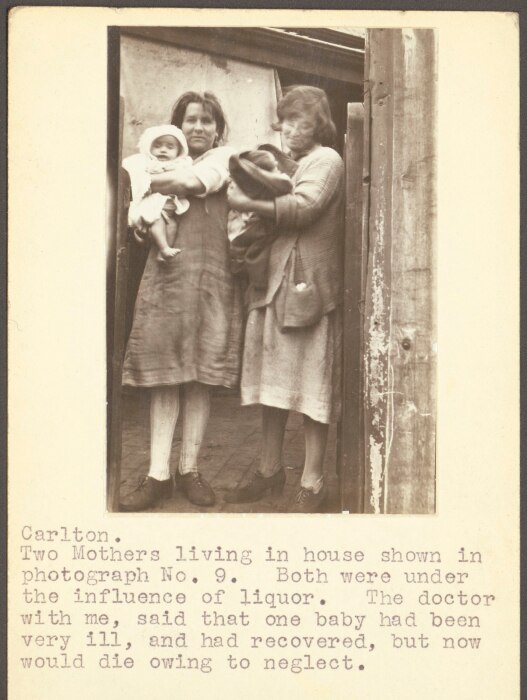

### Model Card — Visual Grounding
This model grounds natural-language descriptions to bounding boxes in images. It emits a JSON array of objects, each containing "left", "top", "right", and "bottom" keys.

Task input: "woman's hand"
[
  {"left": 132, "top": 227, "right": 151, "bottom": 246},
  {"left": 228, "top": 182, "right": 277, "bottom": 219},
  {"left": 227, "top": 182, "right": 254, "bottom": 212}
]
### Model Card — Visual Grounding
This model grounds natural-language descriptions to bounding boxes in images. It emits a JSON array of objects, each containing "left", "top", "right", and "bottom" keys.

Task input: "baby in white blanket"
[{"left": 123, "top": 125, "right": 192, "bottom": 261}]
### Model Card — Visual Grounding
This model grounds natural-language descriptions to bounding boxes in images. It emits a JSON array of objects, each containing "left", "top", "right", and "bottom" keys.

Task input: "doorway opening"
[{"left": 108, "top": 27, "right": 366, "bottom": 513}]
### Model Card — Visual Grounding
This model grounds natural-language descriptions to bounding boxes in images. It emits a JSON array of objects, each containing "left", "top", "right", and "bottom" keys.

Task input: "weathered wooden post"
[
  {"left": 363, "top": 28, "right": 437, "bottom": 513},
  {"left": 340, "top": 103, "right": 367, "bottom": 513},
  {"left": 107, "top": 94, "right": 129, "bottom": 513}
]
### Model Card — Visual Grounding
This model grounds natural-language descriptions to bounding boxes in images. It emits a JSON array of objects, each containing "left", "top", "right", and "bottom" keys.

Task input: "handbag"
[{"left": 280, "top": 242, "right": 324, "bottom": 331}]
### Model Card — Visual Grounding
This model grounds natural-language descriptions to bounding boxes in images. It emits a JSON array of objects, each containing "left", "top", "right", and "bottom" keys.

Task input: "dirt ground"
[{"left": 118, "top": 387, "right": 341, "bottom": 514}]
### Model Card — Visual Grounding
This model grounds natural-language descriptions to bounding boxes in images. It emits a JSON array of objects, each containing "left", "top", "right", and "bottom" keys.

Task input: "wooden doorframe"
[
  {"left": 338, "top": 29, "right": 437, "bottom": 515},
  {"left": 107, "top": 29, "right": 128, "bottom": 512},
  {"left": 339, "top": 102, "right": 368, "bottom": 513},
  {"left": 365, "top": 29, "right": 436, "bottom": 514}
]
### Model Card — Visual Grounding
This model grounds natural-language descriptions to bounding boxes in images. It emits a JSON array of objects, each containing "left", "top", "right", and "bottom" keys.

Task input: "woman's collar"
[{"left": 288, "top": 144, "right": 321, "bottom": 161}]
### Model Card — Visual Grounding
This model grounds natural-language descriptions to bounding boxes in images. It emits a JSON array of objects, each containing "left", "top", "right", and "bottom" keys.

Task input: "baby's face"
[{"left": 150, "top": 135, "right": 181, "bottom": 161}]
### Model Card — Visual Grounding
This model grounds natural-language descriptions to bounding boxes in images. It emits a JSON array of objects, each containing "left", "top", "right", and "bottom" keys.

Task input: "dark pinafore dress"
[{"left": 122, "top": 188, "right": 243, "bottom": 388}]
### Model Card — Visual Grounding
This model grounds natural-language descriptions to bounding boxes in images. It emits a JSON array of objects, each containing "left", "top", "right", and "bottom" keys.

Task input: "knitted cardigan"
[{"left": 248, "top": 145, "right": 345, "bottom": 315}]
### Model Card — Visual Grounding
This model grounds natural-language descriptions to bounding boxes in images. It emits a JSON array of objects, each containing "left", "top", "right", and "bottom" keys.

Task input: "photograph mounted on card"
[
  {"left": 7, "top": 9, "right": 520, "bottom": 700},
  {"left": 107, "top": 26, "right": 436, "bottom": 516}
]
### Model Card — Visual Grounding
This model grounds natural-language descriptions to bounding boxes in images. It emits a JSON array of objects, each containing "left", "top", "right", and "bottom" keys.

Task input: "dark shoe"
[
  {"left": 290, "top": 485, "right": 327, "bottom": 513},
  {"left": 119, "top": 476, "right": 173, "bottom": 512},
  {"left": 224, "top": 468, "right": 286, "bottom": 503},
  {"left": 175, "top": 471, "right": 216, "bottom": 507}
]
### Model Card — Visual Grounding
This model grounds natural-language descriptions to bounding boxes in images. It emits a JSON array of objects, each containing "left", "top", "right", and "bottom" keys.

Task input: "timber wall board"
[{"left": 363, "top": 29, "right": 437, "bottom": 514}]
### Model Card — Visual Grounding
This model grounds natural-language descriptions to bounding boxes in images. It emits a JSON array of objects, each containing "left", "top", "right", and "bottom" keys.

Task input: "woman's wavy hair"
[
  {"left": 170, "top": 91, "right": 228, "bottom": 145},
  {"left": 274, "top": 85, "right": 336, "bottom": 147}
]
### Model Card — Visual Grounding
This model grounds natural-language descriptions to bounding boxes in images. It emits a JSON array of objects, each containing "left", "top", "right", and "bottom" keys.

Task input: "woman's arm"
[
  {"left": 228, "top": 150, "right": 344, "bottom": 230},
  {"left": 227, "top": 182, "right": 276, "bottom": 219},
  {"left": 150, "top": 166, "right": 206, "bottom": 196},
  {"left": 274, "top": 149, "right": 344, "bottom": 230},
  {"left": 151, "top": 147, "right": 234, "bottom": 197}
]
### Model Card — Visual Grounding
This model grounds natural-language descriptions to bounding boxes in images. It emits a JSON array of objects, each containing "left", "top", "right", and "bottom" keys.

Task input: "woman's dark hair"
[
  {"left": 171, "top": 91, "right": 228, "bottom": 145},
  {"left": 274, "top": 85, "right": 336, "bottom": 147}
]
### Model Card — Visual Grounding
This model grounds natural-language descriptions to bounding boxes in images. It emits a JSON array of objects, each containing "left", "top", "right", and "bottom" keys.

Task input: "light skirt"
[{"left": 241, "top": 303, "right": 342, "bottom": 424}]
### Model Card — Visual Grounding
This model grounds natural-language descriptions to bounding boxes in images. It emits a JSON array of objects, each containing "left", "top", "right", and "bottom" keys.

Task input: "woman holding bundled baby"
[
  {"left": 120, "top": 91, "right": 242, "bottom": 511},
  {"left": 226, "top": 85, "right": 345, "bottom": 513}
]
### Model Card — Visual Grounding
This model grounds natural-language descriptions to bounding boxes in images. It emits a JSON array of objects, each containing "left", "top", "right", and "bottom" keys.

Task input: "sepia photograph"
[{"left": 107, "top": 26, "right": 437, "bottom": 515}]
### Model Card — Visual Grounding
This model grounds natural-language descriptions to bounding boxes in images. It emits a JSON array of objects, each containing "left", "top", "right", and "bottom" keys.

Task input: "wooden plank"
[
  {"left": 363, "top": 29, "right": 395, "bottom": 514},
  {"left": 287, "top": 28, "right": 366, "bottom": 52},
  {"left": 120, "top": 27, "right": 364, "bottom": 85},
  {"left": 385, "top": 29, "right": 436, "bottom": 514},
  {"left": 359, "top": 38, "right": 372, "bottom": 511},
  {"left": 363, "top": 29, "right": 436, "bottom": 514},
  {"left": 106, "top": 28, "right": 121, "bottom": 512},
  {"left": 340, "top": 103, "right": 366, "bottom": 513},
  {"left": 107, "top": 85, "right": 130, "bottom": 512}
]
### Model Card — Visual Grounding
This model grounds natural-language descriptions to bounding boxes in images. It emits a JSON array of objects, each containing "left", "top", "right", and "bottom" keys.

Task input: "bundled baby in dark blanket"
[{"left": 228, "top": 144, "right": 298, "bottom": 290}]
